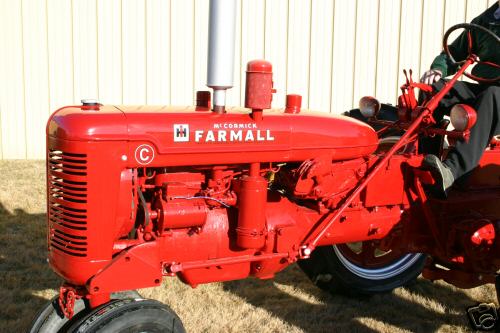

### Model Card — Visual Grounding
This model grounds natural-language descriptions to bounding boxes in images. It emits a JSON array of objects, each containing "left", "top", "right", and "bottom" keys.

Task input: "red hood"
[{"left": 48, "top": 105, "right": 378, "bottom": 166}]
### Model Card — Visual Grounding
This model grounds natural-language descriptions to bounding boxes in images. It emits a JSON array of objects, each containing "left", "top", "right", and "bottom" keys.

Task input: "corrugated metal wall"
[{"left": 0, "top": 0, "right": 497, "bottom": 159}]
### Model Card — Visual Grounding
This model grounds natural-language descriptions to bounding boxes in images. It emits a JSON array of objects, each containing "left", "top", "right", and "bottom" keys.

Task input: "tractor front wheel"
[
  {"left": 298, "top": 242, "right": 426, "bottom": 296},
  {"left": 28, "top": 290, "right": 143, "bottom": 333},
  {"left": 28, "top": 296, "right": 87, "bottom": 333},
  {"left": 66, "top": 298, "right": 186, "bottom": 333}
]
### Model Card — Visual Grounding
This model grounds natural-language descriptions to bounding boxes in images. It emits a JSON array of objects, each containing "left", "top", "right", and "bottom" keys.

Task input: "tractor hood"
[{"left": 47, "top": 105, "right": 378, "bottom": 166}]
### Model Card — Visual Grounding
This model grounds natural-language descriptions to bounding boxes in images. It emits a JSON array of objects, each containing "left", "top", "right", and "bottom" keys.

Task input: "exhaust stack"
[{"left": 207, "top": 0, "right": 237, "bottom": 113}]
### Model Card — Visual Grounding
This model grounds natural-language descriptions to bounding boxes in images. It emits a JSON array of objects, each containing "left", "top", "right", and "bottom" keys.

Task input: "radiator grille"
[{"left": 48, "top": 150, "right": 88, "bottom": 257}]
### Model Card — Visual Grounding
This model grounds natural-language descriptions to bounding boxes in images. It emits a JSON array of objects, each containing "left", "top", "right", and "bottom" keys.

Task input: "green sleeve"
[{"left": 430, "top": 53, "right": 452, "bottom": 77}]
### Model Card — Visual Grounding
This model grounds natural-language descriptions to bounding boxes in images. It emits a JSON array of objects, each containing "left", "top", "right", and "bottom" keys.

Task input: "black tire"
[
  {"left": 28, "top": 290, "right": 142, "bottom": 333},
  {"left": 66, "top": 298, "right": 185, "bottom": 333},
  {"left": 298, "top": 245, "right": 426, "bottom": 296},
  {"left": 28, "top": 296, "right": 87, "bottom": 333}
]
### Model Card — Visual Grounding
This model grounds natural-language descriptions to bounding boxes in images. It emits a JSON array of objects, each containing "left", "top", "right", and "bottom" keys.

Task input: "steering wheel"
[{"left": 442, "top": 23, "right": 500, "bottom": 83}]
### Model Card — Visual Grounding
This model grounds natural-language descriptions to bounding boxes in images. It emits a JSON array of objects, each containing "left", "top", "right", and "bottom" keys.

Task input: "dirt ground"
[{"left": 0, "top": 160, "right": 495, "bottom": 332}]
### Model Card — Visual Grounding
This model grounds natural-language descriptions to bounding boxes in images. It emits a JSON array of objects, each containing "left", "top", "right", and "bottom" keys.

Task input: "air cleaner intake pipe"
[{"left": 207, "top": 0, "right": 237, "bottom": 114}]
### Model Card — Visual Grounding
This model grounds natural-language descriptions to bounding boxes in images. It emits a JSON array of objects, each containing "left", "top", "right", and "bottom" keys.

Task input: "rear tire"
[
  {"left": 298, "top": 245, "right": 426, "bottom": 296},
  {"left": 28, "top": 290, "right": 142, "bottom": 333},
  {"left": 67, "top": 298, "right": 185, "bottom": 333}
]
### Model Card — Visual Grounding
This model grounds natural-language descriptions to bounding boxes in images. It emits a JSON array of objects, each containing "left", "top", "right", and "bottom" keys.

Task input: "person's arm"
[{"left": 430, "top": 41, "right": 465, "bottom": 78}]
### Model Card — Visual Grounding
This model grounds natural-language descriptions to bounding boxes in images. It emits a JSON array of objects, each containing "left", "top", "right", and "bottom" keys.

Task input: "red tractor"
[{"left": 29, "top": 1, "right": 500, "bottom": 331}]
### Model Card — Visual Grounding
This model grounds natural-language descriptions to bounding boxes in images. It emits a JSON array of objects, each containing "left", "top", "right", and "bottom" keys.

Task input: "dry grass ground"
[{"left": 0, "top": 160, "right": 496, "bottom": 332}]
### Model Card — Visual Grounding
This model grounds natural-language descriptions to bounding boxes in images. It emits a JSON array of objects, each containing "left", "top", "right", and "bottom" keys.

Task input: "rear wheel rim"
[{"left": 333, "top": 243, "right": 423, "bottom": 280}]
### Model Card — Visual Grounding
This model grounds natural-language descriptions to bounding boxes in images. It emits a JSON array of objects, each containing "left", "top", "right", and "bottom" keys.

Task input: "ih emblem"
[{"left": 173, "top": 124, "right": 189, "bottom": 142}]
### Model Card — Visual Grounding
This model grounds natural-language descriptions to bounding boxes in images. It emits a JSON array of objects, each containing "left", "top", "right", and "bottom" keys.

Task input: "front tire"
[
  {"left": 28, "top": 296, "right": 87, "bottom": 333},
  {"left": 298, "top": 243, "right": 426, "bottom": 296},
  {"left": 67, "top": 298, "right": 185, "bottom": 333},
  {"left": 28, "top": 290, "right": 142, "bottom": 333}
]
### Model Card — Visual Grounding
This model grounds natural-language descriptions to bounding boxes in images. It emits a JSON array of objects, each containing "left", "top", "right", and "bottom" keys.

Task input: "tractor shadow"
[
  {"left": 0, "top": 203, "right": 61, "bottom": 331},
  {"left": 223, "top": 264, "right": 484, "bottom": 332}
]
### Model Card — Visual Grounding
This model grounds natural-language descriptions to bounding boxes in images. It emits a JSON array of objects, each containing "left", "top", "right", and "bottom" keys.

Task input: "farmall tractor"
[{"left": 30, "top": 1, "right": 500, "bottom": 332}]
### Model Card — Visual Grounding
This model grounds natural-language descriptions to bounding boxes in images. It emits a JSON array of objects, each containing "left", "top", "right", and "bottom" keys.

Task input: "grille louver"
[{"left": 48, "top": 150, "right": 88, "bottom": 257}]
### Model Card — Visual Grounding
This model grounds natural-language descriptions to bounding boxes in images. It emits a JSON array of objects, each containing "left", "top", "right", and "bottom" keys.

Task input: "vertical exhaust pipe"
[{"left": 207, "top": 0, "right": 237, "bottom": 113}]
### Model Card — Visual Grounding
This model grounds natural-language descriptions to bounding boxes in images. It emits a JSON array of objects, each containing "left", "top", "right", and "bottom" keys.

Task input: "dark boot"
[{"left": 422, "top": 155, "right": 455, "bottom": 198}]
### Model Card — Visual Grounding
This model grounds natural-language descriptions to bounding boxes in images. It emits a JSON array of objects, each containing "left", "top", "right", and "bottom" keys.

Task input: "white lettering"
[
  {"left": 218, "top": 130, "right": 227, "bottom": 142},
  {"left": 188, "top": 127, "right": 274, "bottom": 143},
  {"left": 195, "top": 130, "right": 204, "bottom": 142},
  {"left": 244, "top": 130, "right": 254, "bottom": 141},
  {"left": 139, "top": 148, "right": 150, "bottom": 161},
  {"left": 206, "top": 130, "right": 215, "bottom": 142},
  {"left": 231, "top": 130, "right": 243, "bottom": 141}
]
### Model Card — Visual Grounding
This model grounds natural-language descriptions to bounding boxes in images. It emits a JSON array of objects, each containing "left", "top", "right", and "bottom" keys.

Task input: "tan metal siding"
[{"left": 0, "top": 0, "right": 495, "bottom": 159}]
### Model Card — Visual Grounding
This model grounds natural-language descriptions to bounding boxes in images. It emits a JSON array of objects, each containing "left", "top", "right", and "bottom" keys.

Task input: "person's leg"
[
  {"left": 432, "top": 79, "right": 479, "bottom": 112},
  {"left": 419, "top": 80, "right": 479, "bottom": 155},
  {"left": 421, "top": 83, "right": 498, "bottom": 197},
  {"left": 444, "top": 86, "right": 500, "bottom": 179}
]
